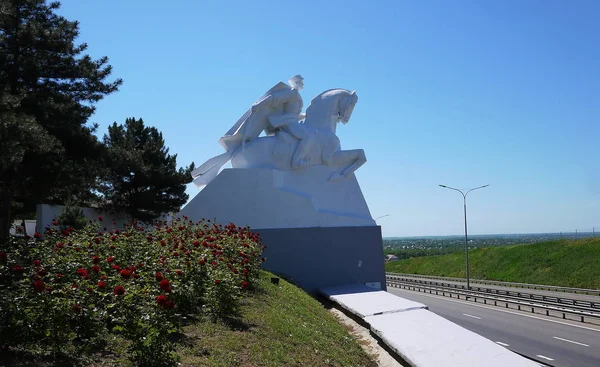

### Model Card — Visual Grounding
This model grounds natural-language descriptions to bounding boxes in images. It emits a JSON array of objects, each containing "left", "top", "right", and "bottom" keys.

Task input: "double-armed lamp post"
[{"left": 439, "top": 184, "right": 489, "bottom": 290}]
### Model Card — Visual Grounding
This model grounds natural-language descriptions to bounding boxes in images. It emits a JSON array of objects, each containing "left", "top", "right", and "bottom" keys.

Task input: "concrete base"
[
  {"left": 256, "top": 225, "right": 386, "bottom": 294},
  {"left": 179, "top": 168, "right": 375, "bottom": 229}
]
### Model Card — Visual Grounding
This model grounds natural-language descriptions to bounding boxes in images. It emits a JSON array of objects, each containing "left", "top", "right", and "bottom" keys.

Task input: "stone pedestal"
[
  {"left": 257, "top": 225, "right": 386, "bottom": 294},
  {"left": 179, "top": 166, "right": 385, "bottom": 293},
  {"left": 180, "top": 167, "right": 375, "bottom": 229}
]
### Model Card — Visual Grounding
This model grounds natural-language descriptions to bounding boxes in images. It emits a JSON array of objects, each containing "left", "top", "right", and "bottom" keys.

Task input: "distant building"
[{"left": 385, "top": 254, "right": 399, "bottom": 262}]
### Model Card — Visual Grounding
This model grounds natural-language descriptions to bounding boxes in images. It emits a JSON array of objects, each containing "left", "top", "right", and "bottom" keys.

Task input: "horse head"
[{"left": 304, "top": 89, "right": 358, "bottom": 131}]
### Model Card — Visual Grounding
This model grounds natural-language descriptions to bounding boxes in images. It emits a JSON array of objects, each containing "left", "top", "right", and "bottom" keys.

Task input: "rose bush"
[{"left": 0, "top": 216, "right": 265, "bottom": 366}]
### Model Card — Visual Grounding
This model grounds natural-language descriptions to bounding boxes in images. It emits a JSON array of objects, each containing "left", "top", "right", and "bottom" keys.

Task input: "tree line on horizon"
[{"left": 0, "top": 0, "right": 194, "bottom": 240}]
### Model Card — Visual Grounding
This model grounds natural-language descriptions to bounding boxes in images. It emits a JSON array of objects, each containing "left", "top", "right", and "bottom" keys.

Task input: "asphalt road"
[
  {"left": 390, "top": 275, "right": 600, "bottom": 304},
  {"left": 387, "top": 287, "right": 600, "bottom": 367}
]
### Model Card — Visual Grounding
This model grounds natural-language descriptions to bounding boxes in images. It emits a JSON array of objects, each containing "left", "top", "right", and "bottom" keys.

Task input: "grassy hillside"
[
  {"left": 385, "top": 237, "right": 600, "bottom": 289},
  {"left": 176, "top": 270, "right": 378, "bottom": 367}
]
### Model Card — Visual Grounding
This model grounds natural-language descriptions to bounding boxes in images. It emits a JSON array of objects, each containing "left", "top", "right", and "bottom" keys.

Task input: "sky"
[{"left": 55, "top": 0, "right": 599, "bottom": 237}]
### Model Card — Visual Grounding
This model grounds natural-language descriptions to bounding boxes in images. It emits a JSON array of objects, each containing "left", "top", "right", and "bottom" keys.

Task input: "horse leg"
[{"left": 325, "top": 149, "right": 367, "bottom": 182}]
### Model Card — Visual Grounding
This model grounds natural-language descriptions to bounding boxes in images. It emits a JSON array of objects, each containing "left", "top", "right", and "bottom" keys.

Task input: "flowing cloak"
[
  {"left": 218, "top": 82, "right": 290, "bottom": 152},
  {"left": 191, "top": 82, "right": 291, "bottom": 186}
]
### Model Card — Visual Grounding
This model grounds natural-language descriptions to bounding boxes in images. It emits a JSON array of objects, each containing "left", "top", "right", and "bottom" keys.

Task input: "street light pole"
[{"left": 439, "top": 184, "right": 489, "bottom": 290}]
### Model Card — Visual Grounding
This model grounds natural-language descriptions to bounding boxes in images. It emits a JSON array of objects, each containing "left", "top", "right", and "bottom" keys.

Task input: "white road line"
[
  {"left": 462, "top": 313, "right": 482, "bottom": 319},
  {"left": 388, "top": 288, "right": 600, "bottom": 332},
  {"left": 536, "top": 355, "right": 554, "bottom": 361},
  {"left": 496, "top": 341, "right": 510, "bottom": 347},
  {"left": 553, "top": 336, "right": 589, "bottom": 347}
]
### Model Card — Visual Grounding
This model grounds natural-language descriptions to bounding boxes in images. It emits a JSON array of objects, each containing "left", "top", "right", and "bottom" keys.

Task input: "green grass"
[
  {"left": 176, "top": 271, "right": 378, "bottom": 367},
  {"left": 385, "top": 237, "right": 600, "bottom": 289}
]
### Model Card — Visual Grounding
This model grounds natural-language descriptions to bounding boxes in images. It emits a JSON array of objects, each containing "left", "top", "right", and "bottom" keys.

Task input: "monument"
[{"left": 179, "top": 75, "right": 386, "bottom": 293}]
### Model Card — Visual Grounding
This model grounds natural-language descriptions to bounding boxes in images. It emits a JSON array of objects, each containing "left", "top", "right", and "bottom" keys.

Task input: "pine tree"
[
  {"left": 0, "top": 0, "right": 122, "bottom": 240},
  {"left": 101, "top": 118, "right": 194, "bottom": 223}
]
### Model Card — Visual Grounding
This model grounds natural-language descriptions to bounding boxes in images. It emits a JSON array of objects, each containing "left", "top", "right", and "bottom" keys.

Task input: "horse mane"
[{"left": 305, "top": 88, "right": 352, "bottom": 117}]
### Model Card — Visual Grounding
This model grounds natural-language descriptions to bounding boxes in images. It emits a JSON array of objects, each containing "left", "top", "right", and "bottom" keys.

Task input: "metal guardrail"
[
  {"left": 386, "top": 275, "right": 600, "bottom": 310},
  {"left": 386, "top": 278, "right": 600, "bottom": 324},
  {"left": 386, "top": 272, "right": 600, "bottom": 296}
]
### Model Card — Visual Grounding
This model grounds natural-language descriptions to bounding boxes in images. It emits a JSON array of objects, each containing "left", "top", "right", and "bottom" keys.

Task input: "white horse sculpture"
[{"left": 192, "top": 88, "right": 366, "bottom": 187}]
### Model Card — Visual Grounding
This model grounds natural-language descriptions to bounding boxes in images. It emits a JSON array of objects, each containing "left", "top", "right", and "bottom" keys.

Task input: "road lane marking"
[
  {"left": 388, "top": 288, "right": 600, "bottom": 332},
  {"left": 536, "top": 355, "right": 554, "bottom": 361},
  {"left": 553, "top": 336, "right": 589, "bottom": 347},
  {"left": 462, "top": 313, "right": 482, "bottom": 319},
  {"left": 495, "top": 341, "right": 509, "bottom": 346}
]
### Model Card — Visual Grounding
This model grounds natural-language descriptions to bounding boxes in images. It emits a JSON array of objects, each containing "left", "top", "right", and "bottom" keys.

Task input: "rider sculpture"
[
  {"left": 191, "top": 75, "right": 366, "bottom": 187},
  {"left": 219, "top": 74, "right": 311, "bottom": 169}
]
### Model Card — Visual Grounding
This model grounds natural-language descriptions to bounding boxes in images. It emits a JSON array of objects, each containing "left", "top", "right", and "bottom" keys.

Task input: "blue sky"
[{"left": 56, "top": 0, "right": 599, "bottom": 237}]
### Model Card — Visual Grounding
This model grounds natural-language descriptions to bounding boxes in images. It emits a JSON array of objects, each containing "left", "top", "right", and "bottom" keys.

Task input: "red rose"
[
  {"left": 91, "top": 265, "right": 100, "bottom": 273},
  {"left": 241, "top": 280, "right": 249, "bottom": 289},
  {"left": 57, "top": 273, "right": 63, "bottom": 278},
  {"left": 37, "top": 268, "right": 47, "bottom": 276},
  {"left": 146, "top": 235, "right": 153, "bottom": 241},
  {"left": 98, "top": 216, "right": 103, "bottom": 221},
  {"left": 33, "top": 259, "right": 41, "bottom": 266},
  {"left": 199, "top": 259, "right": 206, "bottom": 265},
  {"left": 106, "top": 256, "right": 115, "bottom": 263},
  {"left": 113, "top": 285, "right": 125, "bottom": 295},
  {"left": 156, "top": 294, "right": 173, "bottom": 309},
  {"left": 155, "top": 272, "right": 163, "bottom": 282},
  {"left": 52, "top": 220, "right": 58, "bottom": 226},
  {"left": 160, "top": 240, "right": 166, "bottom": 246},
  {"left": 87, "top": 287, "right": 94, "bottom": 293},
  {"left": 120, "top": 269, "right": 132, "bottom": 279},
  {"left": 76, "top": 268, "right": 88, "bottom": 277},
  {"left": 92, "top": 255, "right": 100, "bottom": 264},
  {"left": 176, "top": 269, "right": 184, "bottom": 276},
  {"left": 97, "top": 281, "right": 107, "bottom": 288},
  {"left": 72, "top": 304, "right": 82, "bottom": 313},
  {"left": 56, "top": 242, "right": 64, "bottom": 249},
  {"left": 34, "top": 232, "right": 42, "bottom": 239},
  {"left": 11, "top": 265, "right": 24, "bottom": 273},
  {"left": 33, "top": 279, "right": 45, "bottom": 292},
  {"left": 93, "top": 237, "right": 101, "bottom": 244},
  {"left": 159, "top": 279, "right": 172, "bottom": 293},
  {"left": 112, "top": 264, "right": 121, "bottom": 271}
]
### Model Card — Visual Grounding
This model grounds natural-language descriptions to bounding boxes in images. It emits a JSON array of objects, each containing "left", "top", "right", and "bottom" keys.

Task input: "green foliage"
[
  {"left": 56, "top": 204, "right": 89, "bottom": 230},
  {"left": 0, "top": 217, "right": 265, "bottom": 366},
  {"left": 0, "top": 0, "right": 122, "bottom": 239},
  {"left": 385, "top": 237, "right": 600, "bottom": 289},
  {"left": 100, "top": 118, "right": 195, "bottom": 223}
]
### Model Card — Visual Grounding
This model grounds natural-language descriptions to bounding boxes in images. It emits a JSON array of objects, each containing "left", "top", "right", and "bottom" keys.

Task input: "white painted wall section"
[
  {"left": 320, "top": 284, "right": 427, "bottom": 318},
  {"left": 320, "top": 284, "right": 541, "bottom": 367},
  {"left": 365, "top": 309, "right": 540, "bottom": 367}
]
